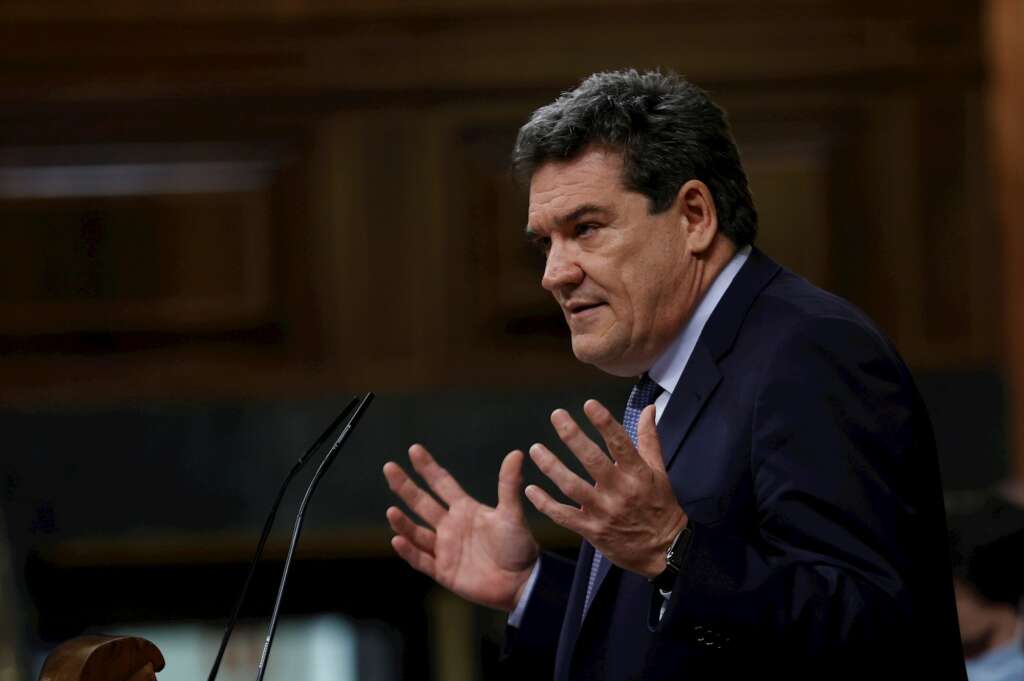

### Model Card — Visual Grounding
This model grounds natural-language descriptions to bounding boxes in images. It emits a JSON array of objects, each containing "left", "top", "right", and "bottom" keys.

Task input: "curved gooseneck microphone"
[
  {"left": 254, "top": 391, "right": 375, "bottom": 681},
  {"left": 206, "top": 395, "right": 361, "bottom": 681}
]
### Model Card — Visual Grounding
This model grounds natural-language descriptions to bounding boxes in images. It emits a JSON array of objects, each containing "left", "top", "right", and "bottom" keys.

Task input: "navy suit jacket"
[{"left": 507, "top": 248, "right": 965, "bottom": 680}]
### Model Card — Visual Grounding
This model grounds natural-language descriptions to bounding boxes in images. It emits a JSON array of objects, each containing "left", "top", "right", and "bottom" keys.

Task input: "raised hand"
[
  {"left": 383, "top": 445, "right": 539, "bottom": 612},
  {"left": 524, "top": 400, "right": 687, "bottom": 578}
]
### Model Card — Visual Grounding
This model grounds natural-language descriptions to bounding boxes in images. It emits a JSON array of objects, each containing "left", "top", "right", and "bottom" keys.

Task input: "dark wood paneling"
[
  {"left": 0, "top": 2, "right": 981, "bottom": 103},
  {"left": 0, "top": 0, "right": 993, "bottom": 403},
  {"left": 0, "top": 192, "right": 272, "bottom": 335}
]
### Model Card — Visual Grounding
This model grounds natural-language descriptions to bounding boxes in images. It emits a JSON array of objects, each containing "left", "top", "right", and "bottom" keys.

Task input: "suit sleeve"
[
  {"left": 502, "top": 551, "right": 576, "bottom": 672},
  {"left": 652, "top": 315, "right": 933, "bottom": 667}
]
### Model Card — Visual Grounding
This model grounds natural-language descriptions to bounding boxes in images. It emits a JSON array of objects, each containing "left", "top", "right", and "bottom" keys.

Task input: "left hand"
[{"left": 524, "top": 399, "right": 688, "bottom": 578}]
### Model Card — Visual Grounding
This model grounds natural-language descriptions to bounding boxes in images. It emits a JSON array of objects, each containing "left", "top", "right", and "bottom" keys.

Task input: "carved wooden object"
[{"left": 39, "top": 636, "right": 164, "bottom": 681}]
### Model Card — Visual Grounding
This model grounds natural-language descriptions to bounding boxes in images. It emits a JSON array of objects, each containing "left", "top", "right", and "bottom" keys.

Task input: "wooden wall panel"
[
  {"left": 446, "top": 118, "right": 560, "bottom": 343},
  {"left": 0, "top": 0, "right": 994, "bottom": 403},
  {"left": 743, "top": 148, "right": 831, "bottom": 289},
  {"left": 0, "top": 192, "right": 273, "bottom": 335}
]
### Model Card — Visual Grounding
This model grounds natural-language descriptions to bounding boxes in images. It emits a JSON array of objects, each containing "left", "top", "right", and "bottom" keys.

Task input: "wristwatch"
[{"left": 649, "top": 524, "right": 693, "bottom": 591}]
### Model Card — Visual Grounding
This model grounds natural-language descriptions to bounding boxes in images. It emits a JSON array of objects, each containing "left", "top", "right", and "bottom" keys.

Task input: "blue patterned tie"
[{"left": 582, "top": 373, "right": 663, "bottom": 615}]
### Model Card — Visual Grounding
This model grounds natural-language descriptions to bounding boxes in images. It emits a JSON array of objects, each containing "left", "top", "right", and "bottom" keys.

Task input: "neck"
[
  {"left": 693, "top": 236, "right": 738, "bottom": 302},
  {"left": 639, "top": 237, "right": 739, "bottom": 374}
]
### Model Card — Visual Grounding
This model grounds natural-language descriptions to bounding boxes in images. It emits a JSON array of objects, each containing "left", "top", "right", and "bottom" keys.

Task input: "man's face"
[{"left": 526, "top": 147, "right": 700, "bottom": 377}]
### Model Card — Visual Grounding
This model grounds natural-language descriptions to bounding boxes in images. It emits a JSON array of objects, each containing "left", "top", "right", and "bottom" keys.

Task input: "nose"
[{"left": 541, "top": 237, "right": 584, "bottom": 293}]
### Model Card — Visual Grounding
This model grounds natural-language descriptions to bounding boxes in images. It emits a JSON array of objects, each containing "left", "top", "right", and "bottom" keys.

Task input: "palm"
[
  {"left": 384, "top": 446, "right": 539, "bottom": 612},
  {"left": 433, "top": 497, "right": 537, "bottom": 609}
]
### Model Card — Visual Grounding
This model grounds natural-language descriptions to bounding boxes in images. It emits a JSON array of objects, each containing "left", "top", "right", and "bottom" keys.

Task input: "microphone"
[
  {"left": 206, "top": 396, "right": 360, "bottom": 681},
  {"left": 254, "top": 391, "right": 375, "bottom": 681}
]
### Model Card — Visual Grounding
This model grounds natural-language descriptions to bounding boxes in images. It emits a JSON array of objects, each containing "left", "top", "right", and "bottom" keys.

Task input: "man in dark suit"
[{"left": 383, "top": 70, "right": 965, "bottom": 679}]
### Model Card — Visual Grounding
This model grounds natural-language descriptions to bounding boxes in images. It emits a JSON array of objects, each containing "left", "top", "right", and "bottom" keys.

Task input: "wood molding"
[
  {"left": 0, "top": 0, "right": 982, "bottom": 24},
  {"left": 0, "top": 2, "right": 981, "bottom": 104}
]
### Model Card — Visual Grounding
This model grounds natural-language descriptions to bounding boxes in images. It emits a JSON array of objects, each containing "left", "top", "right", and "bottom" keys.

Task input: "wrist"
[
  {"left": 648, "top": 514, "right": 693, "bottom": 590},
  {"left": 642, "top": 509, "right": 688, "bottom": 578},
  {"left": 508, "top": 554, "right": 540, "bottom": 611}
]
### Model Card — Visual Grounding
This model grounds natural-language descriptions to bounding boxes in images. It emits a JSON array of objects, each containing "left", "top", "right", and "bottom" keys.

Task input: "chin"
[{"left": 570, "top": 335, "right": 635, "bottom": 377}]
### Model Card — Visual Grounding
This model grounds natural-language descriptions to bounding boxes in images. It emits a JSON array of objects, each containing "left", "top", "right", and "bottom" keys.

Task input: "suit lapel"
[
  {"left": 656, "top": 343, "right": 721, "bottom": 470},
  {"left": 657, "top": 247, "right": 781, "bottom": 467},
  {"left": 572, "top": 248, "right": 782, "bottom": 635}
]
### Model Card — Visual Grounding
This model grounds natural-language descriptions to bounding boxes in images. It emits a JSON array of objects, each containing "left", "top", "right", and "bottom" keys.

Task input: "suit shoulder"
[
  {"left": 751, "top": 270, "right": 888, "bottom": 340},
  {"left": 739, "top": 268, "right": 905, "bottom": 372}
]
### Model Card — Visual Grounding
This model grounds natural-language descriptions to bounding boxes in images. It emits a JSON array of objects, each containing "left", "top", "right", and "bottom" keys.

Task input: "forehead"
[{"left": 527, "top": 147, "right": 627, "bottom": 227}]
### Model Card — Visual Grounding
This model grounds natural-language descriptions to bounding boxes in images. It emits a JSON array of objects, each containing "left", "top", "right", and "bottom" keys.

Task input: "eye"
[
  {"left": 529, "top": 235, "right": 551, "bottom": 255},
  {"left": 575, "top": 223, "right": 598, "bottom": 238}
]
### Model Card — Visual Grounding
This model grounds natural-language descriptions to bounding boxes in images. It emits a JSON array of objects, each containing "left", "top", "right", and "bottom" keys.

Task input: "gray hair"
[{"left": 512, "top": 69, "right": 757, "bottom": 247}]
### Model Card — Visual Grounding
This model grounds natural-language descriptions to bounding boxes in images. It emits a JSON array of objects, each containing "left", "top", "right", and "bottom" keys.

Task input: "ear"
[{"left": 676, "top": 179, "right": 718, "bottom": 255}]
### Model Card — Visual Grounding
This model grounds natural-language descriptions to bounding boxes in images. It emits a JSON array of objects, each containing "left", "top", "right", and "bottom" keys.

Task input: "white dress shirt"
[{"left": 509, "top": 245, "right": 752, "bottom": 626}]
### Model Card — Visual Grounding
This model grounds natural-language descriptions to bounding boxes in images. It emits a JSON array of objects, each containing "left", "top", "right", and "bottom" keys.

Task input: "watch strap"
[{"left": 649, "top": 524, "right": 693, "bottom": 591}]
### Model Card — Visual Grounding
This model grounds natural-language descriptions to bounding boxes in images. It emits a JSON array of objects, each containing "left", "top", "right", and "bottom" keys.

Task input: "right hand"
[{"left": 384, "top": 445, "right": 539, "bottom": 612}]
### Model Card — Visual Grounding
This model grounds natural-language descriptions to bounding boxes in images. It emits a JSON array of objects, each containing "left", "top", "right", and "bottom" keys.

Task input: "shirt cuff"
[
  {"left": 658, "top": 588, "right": 672, "bottom": 621},
  {"left": 506, "top": 559, "right": 541, "bottom": 627}
]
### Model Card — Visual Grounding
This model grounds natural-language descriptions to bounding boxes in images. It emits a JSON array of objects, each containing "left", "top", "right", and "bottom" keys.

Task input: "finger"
[
  {"left": 386, "top": 506, "right": 437, "bottom": 554},
  {"left": 391, "top": 535, "right": 437, "bottom": 579},
  {"left": 524, "top": 484, "right": 588, "bottom": 536},
  {"left": 383, "top": 461, "right": 446, "bottom": 526},
  {"left": 528, "top": 443, "right": 598, "bottom": 508},
  {"left": 497, "top": 450, "right": 527, "bottom": 518},
  {"left": 408, "top": 444, "right": 468, "bottom": 505},
  {"left": 635, "top": 404, "right": 666, "bottom": 472},
  {"left": 583, "top": 399, "right": 645, "bottom": 472},
  {"left": 549, "top": 409, "right": 614, "bottom": 484}
]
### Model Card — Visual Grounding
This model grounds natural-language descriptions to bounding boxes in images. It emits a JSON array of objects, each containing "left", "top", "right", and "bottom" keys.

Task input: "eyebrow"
[{"left": 524, "top": 203, "right": 612, "bottom": 238}]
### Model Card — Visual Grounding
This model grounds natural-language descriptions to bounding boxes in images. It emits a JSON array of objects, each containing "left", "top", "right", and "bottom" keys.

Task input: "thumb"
[
  {"left": 636, "top": 404, "right": 665, "bottom": 472},
  {"left": 497, "top": 449, "right": 527, "bottom": 517}
]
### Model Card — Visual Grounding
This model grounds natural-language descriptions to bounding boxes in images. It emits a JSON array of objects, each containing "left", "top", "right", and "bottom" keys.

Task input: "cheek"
[
  {"left": 603, "top": 273, "right": 638, "bottom": 324},
  {"left": 592, "top": 245, "right": 669, "bottom": 327},
  {"left": 618, "top": 267, "right": 663, "bottom": 323}
]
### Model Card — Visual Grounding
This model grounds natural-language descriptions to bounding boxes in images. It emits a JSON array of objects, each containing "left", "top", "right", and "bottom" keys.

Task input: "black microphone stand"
[
  {"left": 206, "top": 396, "right": 359, "bottom": 681},
  {"left": 254, "top": 391, "right": 375, "bottom": 681}
]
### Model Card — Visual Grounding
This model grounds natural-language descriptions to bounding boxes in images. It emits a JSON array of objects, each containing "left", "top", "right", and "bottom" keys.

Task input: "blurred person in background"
[{"left": 948, "top": 485, "right": 1024, "bottom": 680}]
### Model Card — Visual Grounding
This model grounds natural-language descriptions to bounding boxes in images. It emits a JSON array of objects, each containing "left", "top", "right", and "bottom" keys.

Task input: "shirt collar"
[{"left": 648, "top": 245, "right": 751, "bottom": 396}]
